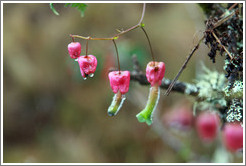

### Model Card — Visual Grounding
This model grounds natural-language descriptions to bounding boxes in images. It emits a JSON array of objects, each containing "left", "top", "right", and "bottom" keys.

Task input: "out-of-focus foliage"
[{"left": 50, "top": 3, "right": 87, "bottom": 17}]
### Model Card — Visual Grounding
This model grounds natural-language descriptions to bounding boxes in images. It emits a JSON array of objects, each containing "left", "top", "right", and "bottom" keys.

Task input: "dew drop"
[
  {"left": 75, "top": 58, "right": 78, "bottom": 62},
  {"left": 83, "top": 77, "right": 87, "bottom": 80},
  {"left": 89, "top": 73, "right": 94, "bottom": 78}
]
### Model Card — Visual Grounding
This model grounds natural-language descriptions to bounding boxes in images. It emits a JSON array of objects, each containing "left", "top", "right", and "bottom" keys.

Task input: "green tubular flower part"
[
  {"left": 108, "top": 91, "right": 126, "bottom": 116},
  {"left": 136, "top": 84, "right": 160, "bottom": 125}
]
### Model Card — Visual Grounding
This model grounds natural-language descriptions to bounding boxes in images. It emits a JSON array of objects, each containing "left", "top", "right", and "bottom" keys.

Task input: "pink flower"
[
  {"left": 108, "top": 71, "right": 130, "bottom": 94},
  {"left": 222, "top": 123, "right": 243, "bottom": 152},
  {"left": 146, "top": 61, "right": 165, "bottom": 87},
  {"left": 68, "top": 42, "right": 81, "bottom": 59},
  {"left": 163, "top": 106, "right": 194, "bottom": 131},
  {"left": 78, "top": 55, "right": 97, "bottom": 78},
  {"left": 196, "top": 112, "right": 220, "bottom": 142}
]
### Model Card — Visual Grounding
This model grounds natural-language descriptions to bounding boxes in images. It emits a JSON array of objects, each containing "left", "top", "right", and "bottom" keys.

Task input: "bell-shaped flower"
[
  {"left": 222, "top": 123, "right": 243, "bottom": 152},
  {"left": 107, "top": 71, "right": 130, "bottom": 116},
  {"left": 78, "top": 55, "right": 97, "bottom": 79},
  {"left": 68, "top": 42, "right": 81, "bottom": 59},
  {"left": 136, "top": 61, "right": 165, "bottom": 125},
  {"left": 196, "top": 112, "right": 220, "bottom": 142},
  {"left": 146, "top": 61, "right": 165, "bottom": 87},
  {"left": 108, "top": 71, "right": 130, "bottom": 94}
]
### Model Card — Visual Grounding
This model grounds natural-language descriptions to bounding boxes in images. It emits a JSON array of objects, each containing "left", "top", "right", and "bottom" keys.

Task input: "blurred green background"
[{"left": 3, "top": 3, "right": 242, "bottom": 163}]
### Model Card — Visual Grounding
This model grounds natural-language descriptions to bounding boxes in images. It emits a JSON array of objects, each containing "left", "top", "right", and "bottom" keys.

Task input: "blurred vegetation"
[
  {"left": 50, "top": 3, "right": 87, "bottom": 17},
  {"left": 3, "top": 3, "right": 242, "bottom": 163}
]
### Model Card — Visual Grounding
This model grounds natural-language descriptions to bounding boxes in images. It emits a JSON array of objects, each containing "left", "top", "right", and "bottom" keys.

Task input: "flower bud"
[
  {"left": 222, "top": 123, "right": 243, "bottom": 152},
  {"left": 196, "top": 112, "right": 220, "bottom": 142},
  {"left": 163, "top": 106, "right": 193, "bottom": 131},
  {"left": 78, "top": 55, "right": 97, "bottom": 78},
  {"left": 68, "top": 42, "right": 81, "bottom": 59},
  {"left": 108, "top": 71, "right": 130, "bottom": 94},
  {"left": 146, "top": 61, "right": 165, "bottom": 87}
]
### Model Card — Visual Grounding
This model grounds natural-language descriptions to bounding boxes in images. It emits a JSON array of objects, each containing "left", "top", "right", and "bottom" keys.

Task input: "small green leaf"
[
  {"left": 64, "top": 3, "right": 87, "bottom": 17},
  {"left": 50, "top": 3, "right": 59, "bottom": 16},
  {"left": 140, "top": 23, "right": 145, "bottom": 27},
  {"left": 64, "top": 3, "right": 71, "bottom": 7}
]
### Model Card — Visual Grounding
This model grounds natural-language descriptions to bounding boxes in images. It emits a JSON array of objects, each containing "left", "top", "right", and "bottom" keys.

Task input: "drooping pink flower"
[
  {"left": 136, "top": 61, "right": 165, "bottom": 125},
  {"left": 68, "top": 42, "right": 81, "bottom": 59},
  {"left": 222, "top": 123, "right": 243, "bottom": 152},
  {"left": 146, "top": 61, "right": 165, "bottom": 87},
  {"left": 78, "top": 55, "right": 97, "bottom": 78},
  {"left": 196, "top": 112, "right": 220, "bottom": 142},
  {"left": 108, "top": 71, "right": 130, "bottom": 94}
]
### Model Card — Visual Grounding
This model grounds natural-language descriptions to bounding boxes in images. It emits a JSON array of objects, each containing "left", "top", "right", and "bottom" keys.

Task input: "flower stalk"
[
  {"left": 136, "top": 84, "right": 160, "bottom": 125},
  {"left": 108, "top": 71, "right": 130, "bottom": 116},
  {"left": 108, "top": 91, "right": 126, "bottom": 116}
]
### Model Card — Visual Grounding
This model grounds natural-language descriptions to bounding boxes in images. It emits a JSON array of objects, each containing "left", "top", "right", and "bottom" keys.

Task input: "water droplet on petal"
[
  {"left": 75, "top": 58, "right": 78, "bottom": 61},
  {"left": 89, "top": 73, "right": 94, "bottom": 78},
  {"left": 83, "top": 77, "right": 87, "bottom": 80}
]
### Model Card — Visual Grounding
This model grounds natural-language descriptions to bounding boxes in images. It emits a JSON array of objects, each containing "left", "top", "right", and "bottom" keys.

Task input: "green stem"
[
  {"left": 108, "top": 91, "right": 125, "bottom": 116},
  {"left": 136, "top": 84, "right": 160, "bottom": 125}
]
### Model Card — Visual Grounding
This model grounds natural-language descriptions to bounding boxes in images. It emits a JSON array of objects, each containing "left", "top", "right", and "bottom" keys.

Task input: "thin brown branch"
[
  {"left": 140, "top": 27, "right": 155, "bottom": 62},
  {"left": 85, "top": 38, "right": 89, "bottom": 56},
  {"left": 211, "top": 31, "right": 233, "bottom": 59},
  {"left": 138, "top": 3, "right": 146, "bottom": 25},
  {"left": 164, "top": 6, "right": 238, "bottom": 96},
  {"left": 212, "top": 9, "right": 238, "bottom": 30},
  {"left": 158, "top": 5, "right": 237, "bottom": 96},
  {"left": 112, "top": 39, "right": 121, "bottom": 73},
  {"left": 228, "top": 3, "right": 238, "bottom": 11},
  {"left": 220, "top": 3, "right": 238, "bottom": 18},
  {"left": 71, "top": 3, "right": 146, "bottom": 41},
  {"left": 164, "top": 36, "right": 204, "bottom": 96}
]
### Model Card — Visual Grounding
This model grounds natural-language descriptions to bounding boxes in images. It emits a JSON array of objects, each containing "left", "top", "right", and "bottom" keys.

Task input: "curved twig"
[{"left": 70, "top": 3, "right": 146, "bottom": 41}]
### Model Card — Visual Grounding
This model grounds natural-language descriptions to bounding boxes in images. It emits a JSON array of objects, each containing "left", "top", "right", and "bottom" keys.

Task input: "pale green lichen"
[
  {"left": 224, "top": 80, "right": 243, "bottom": 99},
  {"left": 226, "top": 99, "right": 243, "bottom": 122},
  {"left": 233, "top": 81, "right": 243, "bottom": 95},
  {"left": 223, "top": 59, "right": 230, "bottom": 71},
  {"left": 194, "top": 64, "right": 243, "bottom": 123},
  {"left": 195, "top": 65, "right": 227, "bottom": 108},
  {"left": 184, "top": 83, "right": 198, "bottom": 95}
]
